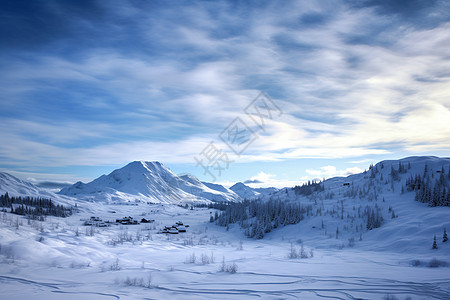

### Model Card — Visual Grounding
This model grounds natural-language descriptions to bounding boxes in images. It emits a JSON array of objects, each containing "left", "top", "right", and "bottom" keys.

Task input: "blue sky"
[{"left": 1, "top": 0, "right": 450, "bottom": 188}]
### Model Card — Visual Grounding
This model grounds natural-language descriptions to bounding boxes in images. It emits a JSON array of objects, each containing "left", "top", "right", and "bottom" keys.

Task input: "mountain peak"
[{"left": 59, "top": 161, "right": 240, "bottom": 204}]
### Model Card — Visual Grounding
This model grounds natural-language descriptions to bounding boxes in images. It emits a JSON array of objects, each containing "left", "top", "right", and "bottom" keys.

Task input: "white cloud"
[
  {"left": 249, "top": 171, "right": 275, "bottom": 183},
  {"left": 1, "top": 1, "right": 450, "bottom": 173},
  {"left": 306, "top": 165, "right": 363, "bottom": 179}
]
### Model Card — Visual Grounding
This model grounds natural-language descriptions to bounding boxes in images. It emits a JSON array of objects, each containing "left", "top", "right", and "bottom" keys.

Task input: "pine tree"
[
  {"left": 443, "top": 228, "right": 448, "bottom": 243},
  {"left": 432, "top": 235, "right": 438, "bottom": 249},
  {"left": 391, "top": 165, "right": 399, "bottom": 181}
]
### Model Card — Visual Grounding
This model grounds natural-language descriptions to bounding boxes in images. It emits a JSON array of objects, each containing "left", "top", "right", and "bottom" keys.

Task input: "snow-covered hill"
[
  {"left": 0, "top": 172, "right": 75, "bottom": 206},
  {"left": 0, "top": 172, "right": 48, "bottom": 198},
  {"left": 58, "top": 161, "right": 240, "bottom": 204},
  {"left": 243, "top": 156, "right": 450, "bottom": 252},
  {"left": 230, "top": 182, "right": 261, "bottom": 199},
  {"left": 229, "top": 182, "right": 277, "bottom": 199}
]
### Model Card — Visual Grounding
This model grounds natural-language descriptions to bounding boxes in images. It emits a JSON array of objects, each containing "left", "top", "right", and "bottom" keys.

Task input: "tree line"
[
  {"left": 210, "top": 199, "right": 310, "bottom": 239},
  {"left": 405, "top": 165, "right": 450, "bottom": 206},
  {"left": 0, "top": 192, "right": 72, "bottom": 218},
  {"left": 292, "top": 180, "right": 325, "bottom": 196}
]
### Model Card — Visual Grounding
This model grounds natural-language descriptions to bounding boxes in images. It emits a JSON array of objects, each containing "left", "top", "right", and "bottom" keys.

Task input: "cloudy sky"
[{"left": 1, "top": 0, "right": 450, "bottom": 188}]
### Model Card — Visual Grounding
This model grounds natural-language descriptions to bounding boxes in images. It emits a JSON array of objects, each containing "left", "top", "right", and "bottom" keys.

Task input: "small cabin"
[
  {"left": 116, "top": 216, "right": 139, "bottom": 225},
  {"left": 168, "top": 228, "right": 179, "bottom": 234},
  {"left": 141, "top": 218, "right": 155, "bottom": 223}
]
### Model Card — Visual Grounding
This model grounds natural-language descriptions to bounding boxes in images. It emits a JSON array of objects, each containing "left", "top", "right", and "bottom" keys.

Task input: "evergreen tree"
[
  {"left": 443, "top": 228, "right": 448, "bottom": 243},
  {"left": 432, "top": 235, "right": 438, "bottom": 249},
  {"left": 391, "top": 165, "right": 399, "bottom": 181},
  {"left": 370, "top": 166, "right": 375, "bottom": 178}
]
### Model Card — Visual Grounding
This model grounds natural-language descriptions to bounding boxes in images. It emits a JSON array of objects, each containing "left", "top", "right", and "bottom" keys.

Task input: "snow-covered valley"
[{"left": 1, "top": 157, "right": 450, "bottom": 299}]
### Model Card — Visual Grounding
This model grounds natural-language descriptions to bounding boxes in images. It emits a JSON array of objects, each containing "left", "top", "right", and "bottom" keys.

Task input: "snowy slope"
[
  {"left": 229, "top": 182, "right": 278, "bottom": 200},
  {"left": 253, "top": 156, "right": 450, "bottom": 253},
  {"left": 230, "top": 182, "right": 261, "bottom": 199},
  {"left": 0, "top": 172, "right": 47, "bottom": 198},
  {"left": 0, "top": 172, "right": 75, "bottom": 206},
  {"left": 59, "top": 161, "right": 239, "bottom": 204},
  {"left": 178, "top": 174, "right": 240, "bottom": 203},
  {"left": 202, "top": 181, "right": 238, "bottom": 195},
  {"left": 254, "top": 186, "right": 278, "bottom": 195}
]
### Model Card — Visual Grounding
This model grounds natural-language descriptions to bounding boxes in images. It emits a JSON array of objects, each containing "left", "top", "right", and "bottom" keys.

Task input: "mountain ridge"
[{"left": 58, "top": 161, "right": 240, "bottom": 204}]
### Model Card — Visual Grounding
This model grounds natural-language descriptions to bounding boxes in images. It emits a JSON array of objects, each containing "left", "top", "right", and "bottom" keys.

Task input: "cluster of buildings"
[
  {"left": 83, "top": 216, "right": 155, "bottom": 226},
  {"left": 160, "top": 221, "right": 188, "bottom": 234}
]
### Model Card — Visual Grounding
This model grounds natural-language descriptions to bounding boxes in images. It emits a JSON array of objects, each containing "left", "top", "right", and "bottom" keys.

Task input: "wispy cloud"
[{"left": 0, "top": 0, "right": 449, "bottom": 182}]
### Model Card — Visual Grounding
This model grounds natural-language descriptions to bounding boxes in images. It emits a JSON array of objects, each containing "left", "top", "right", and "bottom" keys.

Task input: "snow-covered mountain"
[
  {"left": 229, "top": 182, "right": 277, "bottom": 199},
  {"left": 202, "top": 181, "right": 237, "bottom": 195},
  {"left": 0, "top": 172, "right": 75, "bottom": 206},
  {"left": 58, "top": 161, "right": 240, "bottom": 204},
  {"left": 177, "top": 174, "right": 239, "bottom": 203},
  {"left": 254, "top": 186, "right": 279, "bottom": 195},
  {"left": 0, "top": 172, "right": 46, "bottom": 198},
  {"left": 230, "top": 182, "right": 261, "bottom": 199}
]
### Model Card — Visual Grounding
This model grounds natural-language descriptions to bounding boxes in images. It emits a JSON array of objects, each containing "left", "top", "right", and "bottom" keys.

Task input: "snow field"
[{"left": 1, "top": 203, "right": 449, "bottom": 299}]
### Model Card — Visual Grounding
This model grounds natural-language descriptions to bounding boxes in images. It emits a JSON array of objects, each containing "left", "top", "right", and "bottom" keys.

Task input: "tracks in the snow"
[
  {"left": 0, "top": 275, "right": 121, "bottom": 299},
  {"left": 1, "top": 271, "right": 449, "bottom": 299}
]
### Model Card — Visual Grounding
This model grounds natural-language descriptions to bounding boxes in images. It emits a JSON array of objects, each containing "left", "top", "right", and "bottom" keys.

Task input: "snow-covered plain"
[{"left": 1, "top": 157, "right": 450, "bottom": 299}]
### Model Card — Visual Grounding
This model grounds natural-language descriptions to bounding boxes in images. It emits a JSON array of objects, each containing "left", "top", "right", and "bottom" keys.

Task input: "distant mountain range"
[
  {"left": 3, "top": 157, "right": 449, "bottom": 206},
  {"left": 229, "top": 182, "right": 277, "bottom": 199},
  {"left": 55, "top": 161, "right": 275, "bottom": 204},
  {"left": 0, "top": 171, "right": 54, "bottom": 199}
]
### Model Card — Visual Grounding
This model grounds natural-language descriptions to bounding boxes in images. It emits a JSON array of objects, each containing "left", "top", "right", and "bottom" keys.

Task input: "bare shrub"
[
  {"left": 226, "top": 262, "right": 238, "bottom": 274},
  {"left": 219, "top": 256, "right": 238, "bottom": 273},
  {"left": 118, "top": 273, "right": 153, "bottom": 288},
  {"left": 411, "top": 259, "right": 422, "bottom": 267},
  {"left": 85, "top": 226, "right": 95, "bottom": 237},
  {"left": 185, "top": 252, "right": 196, "bottom": 264},
  {"left": 299, "top": 244, "right": 308, "bottom": 259},
  {"left": 288, "top": 243, "right": 298, "bottom": 259},
  {"left": 237, "top": 240, "right": 243, "bottom": 251},
  {"left": 289, "top": 243, "right": 313, "bottom": 259},
  {"left": 428, "top": 258, "right": 448, "bottom": 268},
  {"left": 110, "top": 258, "right": 121, "bottom": 271}
]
